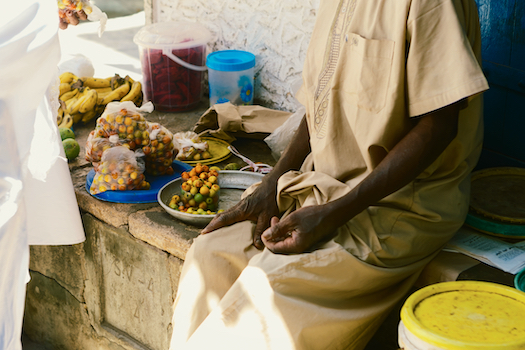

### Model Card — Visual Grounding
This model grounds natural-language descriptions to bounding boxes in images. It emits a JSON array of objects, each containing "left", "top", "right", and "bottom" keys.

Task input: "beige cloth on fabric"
[
  {"left": 170, "top": 0, "right": 489, "bottom": 349},
  {"left": 193, "top": 102, "right": 292, "bottom": 143}
]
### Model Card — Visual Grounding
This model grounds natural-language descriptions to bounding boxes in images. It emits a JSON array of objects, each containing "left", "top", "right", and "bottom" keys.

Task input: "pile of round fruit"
[
  {"left": 169, "top": 164, "right": 223, "bottom": 215},
  {"left": 59, "top": 127, "right": 80, "bottom": 161}
]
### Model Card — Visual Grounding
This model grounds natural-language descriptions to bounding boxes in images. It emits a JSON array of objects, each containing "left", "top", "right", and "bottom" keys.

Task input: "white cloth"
[{"left": 0, "top": 1, "right": 85, "bottom": 349}]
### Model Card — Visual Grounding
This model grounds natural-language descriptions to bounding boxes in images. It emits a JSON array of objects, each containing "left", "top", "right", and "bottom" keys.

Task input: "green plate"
[
  {"left": 465, "top": 210, "right": 525, "bottom": 239},
  {"left": 515, "top": 267, "right": 525, "bottom": 292},
  {"left": 180, "top": 137, "right": 231, "bottom": 165}
]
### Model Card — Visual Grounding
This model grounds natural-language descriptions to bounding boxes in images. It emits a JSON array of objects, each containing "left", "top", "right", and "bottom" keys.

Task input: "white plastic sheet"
[{"left": 0, "top": 1, "right": 86, "bottom": 348}]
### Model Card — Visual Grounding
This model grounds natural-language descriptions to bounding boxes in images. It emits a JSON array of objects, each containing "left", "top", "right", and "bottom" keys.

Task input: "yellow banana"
[
  {"left": 58, "top": 113, "right": 73, "bottom": 129},
  {"left": 60, "top": 88, "right": 79, "bottom": 102},
  {"left": 82, "top": 77, "right": 112, "bottom": 88},
  {"left": 81, "top": 108, "right": 98, "bottom": 123},
  {"left": 79, "top": 89, "right": 98, "bottom": 113},
  {"left": 68, "top": 88, "right": 89, "bottom": 115},
  {"left": 65, "top": 96, "right": 78, "bottom": 114},
  {"left": 59, "top": 83, "right": 71, "bottom": 96},
  {"left": 97, "top": 91, "right": 112, "bottom": 105},
  {"left": 102, "top": 82, "right": 130, "bottom": 105},
  {"left": 71, "top": 111, "right": 83, "bottom": 124},
  {"left": 93, "top": 87, "right": 112, "bottom": 94},
  {"left": 120, "top": 81, "right": 142, "bottom": 102},
  {"left": 57, "top": 107, "right": 64, "bottom": 126},
  {"left": 133, "top": 93, "right": 143, "bottom": 107},
  {"left": 59, "top": 72, "right": 78, "bottom": 84}
]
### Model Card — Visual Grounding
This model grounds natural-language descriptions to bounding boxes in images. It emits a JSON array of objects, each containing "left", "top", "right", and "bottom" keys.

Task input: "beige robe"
[{"left": 169, "top": 0, "right": 489, "bottom": 349}]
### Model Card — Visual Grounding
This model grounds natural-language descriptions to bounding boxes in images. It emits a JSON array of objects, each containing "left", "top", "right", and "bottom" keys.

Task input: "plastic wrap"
[
  {"left": 85, "top": 132, "right": 122, "bottom": 164},
  {"left": 89, "top": 146, "right": 150, "bottom": 194},
  {"left": 144, "top": 122, "right": 179, "bottom": 176},
  {"left": 174, "top": 131, "right": 210, "bottom": 161},
  {"left": 264, "top": 105, "right": 305, "bottom": 161},
  {"left": 94, "top": 101, "right": 152, "bottom": 149}
]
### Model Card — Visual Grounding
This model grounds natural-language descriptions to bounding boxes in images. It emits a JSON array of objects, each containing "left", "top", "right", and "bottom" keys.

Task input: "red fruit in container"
[{"left": 134, "top": 22, "right": 212, "bottom": 112}]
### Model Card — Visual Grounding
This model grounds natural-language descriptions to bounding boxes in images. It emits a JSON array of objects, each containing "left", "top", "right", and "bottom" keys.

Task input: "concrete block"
[
  {"left": 83, "top": 214, "right": 176, "bottom": 350},
  {"left": 24, "top": 271, "right": 126, "bottom": 350},
  {"left": 29, "top": 244, "right": 86, "bottom": 303},
  {"left": 129, "top": 207, "right": 200, "bottom": 261}
]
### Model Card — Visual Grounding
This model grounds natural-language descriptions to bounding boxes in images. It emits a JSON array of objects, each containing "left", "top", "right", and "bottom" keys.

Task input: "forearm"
[
  {"left": 323, "top": 102, "right": 461, "bottom": 230},
  {"left": 263, "top": 115, "right": 311, "bottom": 186}
]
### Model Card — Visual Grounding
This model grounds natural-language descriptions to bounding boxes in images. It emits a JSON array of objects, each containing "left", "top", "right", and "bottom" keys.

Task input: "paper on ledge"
[{"left": 445, "top": 226, "right": 525, "bottom": 274}]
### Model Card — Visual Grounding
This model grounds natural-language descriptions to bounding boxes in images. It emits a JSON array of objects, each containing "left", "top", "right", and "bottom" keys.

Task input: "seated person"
[{"left": 169, "top": 0, "right": 489, "bottom": 349}]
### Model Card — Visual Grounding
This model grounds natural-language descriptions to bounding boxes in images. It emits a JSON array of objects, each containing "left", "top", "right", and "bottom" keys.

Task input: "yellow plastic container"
[{"left": 399, "top": 281, "right": 525, "bottom": 350}]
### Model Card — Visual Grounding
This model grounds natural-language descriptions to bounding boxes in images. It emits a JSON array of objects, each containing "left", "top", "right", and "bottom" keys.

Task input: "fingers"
[
  {"left": 66, "top": 10, "right": 79, "bottom": 26},
  {"left": 77, "top": 10, "right": 88, "bottom": 21},
  {"left": 261, "top": 216, "right": 307, "bottom": 254},
  {"left": 59, "top": 18, "right": 69, "bottom": 30},
  {"left": 252, "top": 214, "right": 274, "bottom": 250},
  {"left": 262, "top": 231, "right": 298, "bottom": 254},
  {"left": 261, "top": 217, "right": 285, "bottom": 242},
  {"left": 201, "top": 206, "right": 243, "bottom": 234}
]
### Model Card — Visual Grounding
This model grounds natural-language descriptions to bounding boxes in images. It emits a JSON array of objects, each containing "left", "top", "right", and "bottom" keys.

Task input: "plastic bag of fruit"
[
  {"left": 85, "top": 132, "right": 124, "bottom": 164},
  {"left": 173, "top": 131, "right": 211, "bottom": 161},
  {"left": 89, "top": 146, "right": 150, "bottom": 194},
  {"left": 93, "top": 101, "right": 153, "bottom": 150},
  {"left": 143, "top": 122, "right": 180, "bottom": 176}
]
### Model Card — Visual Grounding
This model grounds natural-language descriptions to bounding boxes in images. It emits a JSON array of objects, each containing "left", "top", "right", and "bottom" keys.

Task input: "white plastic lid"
[{"left": 133, "top": 22, "right": 212, "bottom": 50}]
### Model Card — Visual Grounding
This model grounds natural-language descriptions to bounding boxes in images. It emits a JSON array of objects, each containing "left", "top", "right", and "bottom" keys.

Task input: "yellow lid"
[{"left": 401, "top": 281, "right": 525, "bottom": 350}]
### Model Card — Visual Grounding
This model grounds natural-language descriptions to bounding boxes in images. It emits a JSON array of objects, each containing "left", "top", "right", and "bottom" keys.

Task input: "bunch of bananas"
[{"left": 57, "top": 72, "right": 143, "bottom": 129}]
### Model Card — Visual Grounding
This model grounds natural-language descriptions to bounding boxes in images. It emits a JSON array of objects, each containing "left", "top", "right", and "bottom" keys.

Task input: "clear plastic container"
[
  {"left": 134, "top": 22, "right": 212, "bottom": 112},
  {"left": 206, "top": 50, "right": 256, "bottom": 106}
]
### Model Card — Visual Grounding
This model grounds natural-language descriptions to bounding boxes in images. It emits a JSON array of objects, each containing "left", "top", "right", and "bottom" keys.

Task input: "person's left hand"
[
  {"left": 58, "top": 9, "right": 87, "bottom": 29},
  {"left": 261, "top": 205, "right": 339, "bottom": 254}
]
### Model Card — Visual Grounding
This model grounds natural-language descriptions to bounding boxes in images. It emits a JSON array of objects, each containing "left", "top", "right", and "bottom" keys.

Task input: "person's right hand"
[
  {"left": 58, "top": 9, "right": 87, "bottom": 30},
  {"left": 201, "top": 181, "right": 280, "bottom": 250}
]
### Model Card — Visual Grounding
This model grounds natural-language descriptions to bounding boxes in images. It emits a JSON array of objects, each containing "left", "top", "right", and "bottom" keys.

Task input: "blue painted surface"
[{"left": 475, "top": 0, "right": 525, "bottom": 169}]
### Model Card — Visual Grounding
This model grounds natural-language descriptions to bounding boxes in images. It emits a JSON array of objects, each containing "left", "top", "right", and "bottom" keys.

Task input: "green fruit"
[
  {"left": 224, "top": 162, "right": 240, "bottom": 170},
  {"left": 194, "top": 193, "right": 204, "bottom": 203},
  {"left": 62, "top": 138, "right": 80, "bottom": 160},
  {"left": 59, "top": 127, "right": 75, "bottom": 141}
]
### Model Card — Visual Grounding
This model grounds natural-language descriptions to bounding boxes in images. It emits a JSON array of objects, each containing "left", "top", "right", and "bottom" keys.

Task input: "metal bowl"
[{"left": 158, "top": 170, "right": 264, "bottom": 227}]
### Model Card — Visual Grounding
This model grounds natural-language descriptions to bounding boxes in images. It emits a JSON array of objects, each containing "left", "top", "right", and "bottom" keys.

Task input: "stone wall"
[
  {"left": 24, "top": 213, "right": 184, "bottom": 350},
  {"left": 144, "top": 0, "right": 320, "bottom": 112}
]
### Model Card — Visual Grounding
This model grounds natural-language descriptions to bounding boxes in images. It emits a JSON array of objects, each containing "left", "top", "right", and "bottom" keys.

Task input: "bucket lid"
[
  {"left": 133, "top": 22, "right": 212, "bottom": 50},
  {"left": 401, "top": 281, "right": 525, "bottom": 350},
  {"left": 206, "top": 50, "right": 255, "bottom": 72}
]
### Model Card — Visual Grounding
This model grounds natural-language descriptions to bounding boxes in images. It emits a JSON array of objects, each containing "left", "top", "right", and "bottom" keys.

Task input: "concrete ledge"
[{"left": 129, "top": 207, "right": 200, "bottom": 261}]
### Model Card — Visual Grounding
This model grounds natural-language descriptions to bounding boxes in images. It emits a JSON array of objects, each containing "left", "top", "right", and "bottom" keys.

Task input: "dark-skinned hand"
[
  {"left": 261, "top": 205, "right": 339, "bottom": 254},
  {"left": 58, "top": 9, "right": 87, "bottom": 29},
  {"left": 201, "top": 183, "right": 280, "bottom": 250}
]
